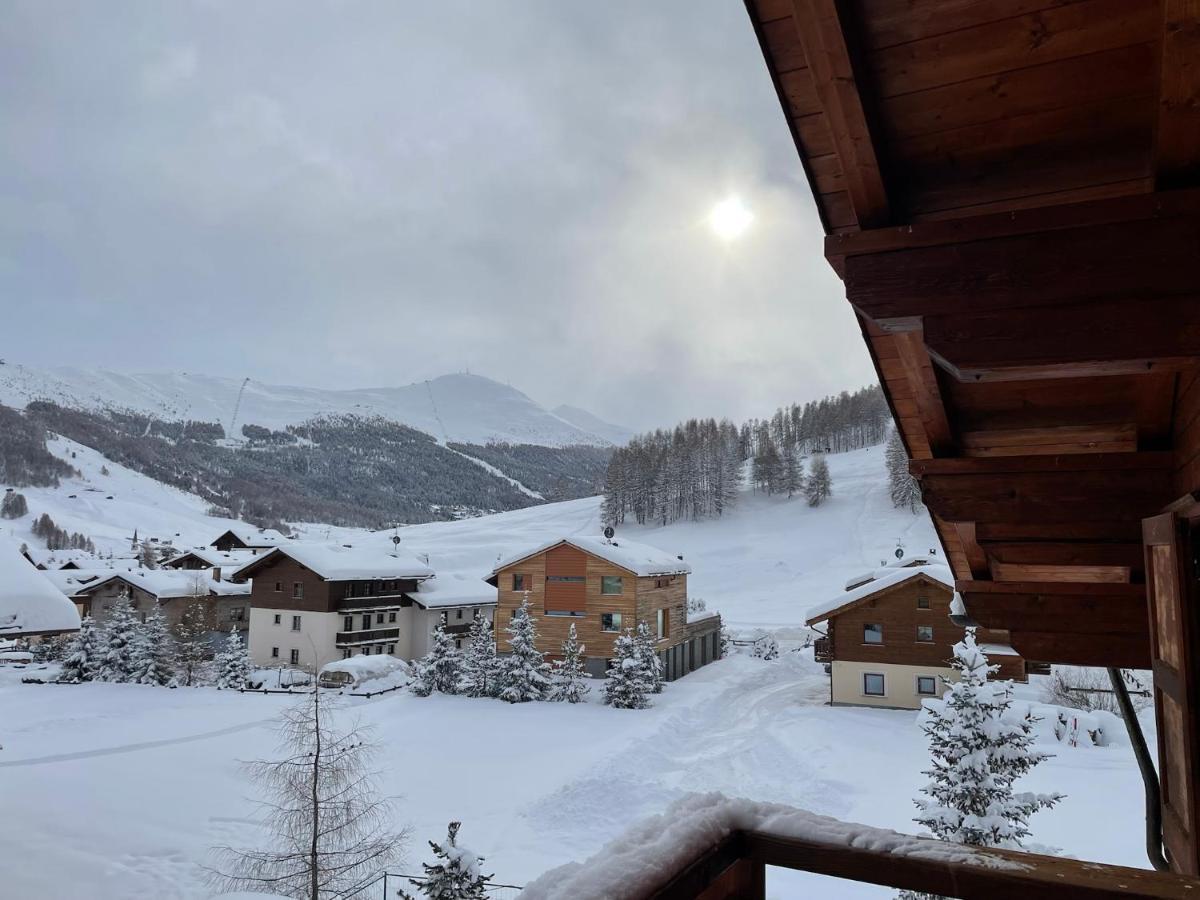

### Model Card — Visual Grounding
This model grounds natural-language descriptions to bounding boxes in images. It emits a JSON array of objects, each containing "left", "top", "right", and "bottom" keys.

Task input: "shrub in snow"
[
  {"left": 719, "top": 627, "right": 731, "bottom": 658},
  {"left": 57, "top": 616, "right": 101, "bottom": 683},
  {"left": 634, "top": 621, "right": 663, "bottom": 694},
  {"left": 1041, "top": 666, "right": 1151, "bottom": 719},
  {"left": 411, "top": 622, "right": 462, "bottom": 697},
  {"left": 687, "top": 597, "right": 707, "bottom": 615},
  {"left": 215, "top": 628, "right": 252, "bottom": 690},
  {"left": 886, "top": 429, "right": 921, "bottom": 513},
  {"left": 97, "top": 593, "right": 142, "bottom": 683},
  {"left": 909, "top": 628, "right": 1062, "bottom": 852},
  {"left": 457, "top": 615, "right": 500, "bottom": 698},
  {"left": 130, "top": 605, "right": 177, "bottom": 686},
  {"left": 603, "top": 629, "right": 652, "bottom": 710},
  {"left": 549, "top": 622, "right": 590, "bottom": 704},
  {"left": 208, "top": 688, "right": 407, "bottom": 898},
  {"left": 33, "top": 632, "right": 70, "bottom": 663},
  {"left": 752, "top": 634, "right": 779, "bottom": 661},
  {"left": 400, "top": 821, "right": 492, "bottom": 900},
  {"left": 805, "top": 454, "right": 832, "bottom": 507},
  {"left": 498, "top": 594, "right": 551, "bottom": 704}
]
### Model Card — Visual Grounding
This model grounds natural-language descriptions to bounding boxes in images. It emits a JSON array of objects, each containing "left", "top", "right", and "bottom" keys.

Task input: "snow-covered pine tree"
[
  {"left": 0, "top": 490, "right": 28, "bottom": 519},
  {"left": 886, "top": 428, "right": 922, "bottom": 513},
  {"left": 602, "top": 628, "right": 652, "bottom": 710},
  {"left": 57, "top": 616, "right": 101, "bottom": 683},
  {"left": 174, "top": 592, "right": 216, "bottom": 687},
  {"left": 410, "top": 622, "right": 462, "bottom": 697},
  {"left": 139, "top": 539, "right": 158, "bottom": 569},
  {"left": 909, "top": 628, "right": 1062, "bottom": 851},
  {"left": 805, "top": 453, "right": 832, "bottom": 507},
  {"left": 549, "top": 622, "right": 590, "bottom": 703},
  {"left": 97, "top": 593, "right": 142, "bottom": 682},
  {"left": 457, "top": 615, "right": 499, "bottom": 698},
  {"left": 782, "top": 448, "right": 803, "bottom": 498},
  {"left": 634, "top": 621, "right": 664, "bottom": 694},
  {"left": 130, "top": 604, "right": 177, "bottom": 686},
  {"left": 498, "top": 594, "right": 551, "bottom": 703},
  {"left": 400, "top": 821, "right": 493, "bottom": 900},
  {"left": 215, "top": 627, "right": 252, "bottom": 690}
]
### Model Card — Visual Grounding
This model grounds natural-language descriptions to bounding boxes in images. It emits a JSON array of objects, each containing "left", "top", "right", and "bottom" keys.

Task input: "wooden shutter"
[{"left": 1143, "top": 510, "right": 1200, "bottom": 874}]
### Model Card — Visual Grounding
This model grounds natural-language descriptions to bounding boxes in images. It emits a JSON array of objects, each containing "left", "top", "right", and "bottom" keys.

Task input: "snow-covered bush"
[
  {"left": 498, "top": 594, "right": 551, "bottom": 703},
  {"left": 752, "top": 634, "right": 779, "bottom": 661},
  {"left": 215, "top": 628, "right": 252, "bottom": 690},
  {"left": 910, "top": 628, "right": 1062, "bottom": 851},
  {"left": 400, "top": 821, "right": 492, "bottom": 900},
  {"left": 549, "top": 622, "right": 590, "bottom": 704},
  {"left": 603, "top": 629, "right": 652, "bottom": 710},
  {"left": 410, "top": 623, "right": 462, "bottom": 697},
  {"left": 1041, "top": 666, "right": 1150, "bottom": 719},
  {"left": 457, "top": 615, "right": 499, "bottom": 698}
]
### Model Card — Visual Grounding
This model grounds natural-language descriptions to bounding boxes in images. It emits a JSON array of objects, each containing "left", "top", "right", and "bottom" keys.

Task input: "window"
[
  {"left": 863, "top": 623, "right": 883, "bottom": 644},
  {"left": 228, "top": 606, "right": 245, "bottom": 622},
  {"left": 344, "top": 616, "right": 353, "bottom": 632},
  {"left": 362, "top": 614, "right": 372, "bottom": 630},
  {"left": 291, "top": 615, "right": 302, "bottom": 632},
  {"left": 601, "top": 613, "right": 622, "bottom": 632},
  {"left": 917, "top": 676, "right": 937, "bottom": 696},
  {"left": 916, "top": 625, "right": 934, "bottom": 643},
  {"left": 289, "top": 649, "right": 300, "bottom": 665},
  {"left": 387, "top": 643, "right": 395, "bottom": 655},
  {"left": 455, "top": 609, "right": 463, "bottom": 620},
  {"left": 271, "top": 646, "right": 279, "bottom": 659},
  {"left": 656, "top": 608, "right": 669, "bottom": 640},
  {"left": 863, "top": 673, "right": 885, "bottom": 696},
  {"left": 273, "top": 613, "right": 281, "bottom": 625},
  {"left": 916, "top": 595, "right": 930, "bottom": 609},
  {"left": 274, "top": 581, "right": 282, "bottom": 592},
  {"left": 343, "top": 649, "right": 351, "bottom": 659},
  {"left": 455, "top": 639, "right": 463, "bottom": 650},
  {"left": 545, "top": 610, "right": 584, "bottom": 617},
  {"left": 655, "top": 577, "right": 670, "bottom": 589},
  {"left": 512, "top": 574, "right": 527, "bottom": 591},
  {"left": 601, "top": 575, "right": 623, "bottom": 595},
  {"left": 546, "top": 575, "right": 585, "bottom": 583},
  {"left": 509, "top": 610, "right": 518, "bottom": 621},
  {"left": 388, "top": 611, "right": 397, "bottom": 623},
  {"left": 376, "top": 613, "right": 384, "bottom": 625},
  {"left": 292, "top": 582, "right": 303, "bottom": 600}
]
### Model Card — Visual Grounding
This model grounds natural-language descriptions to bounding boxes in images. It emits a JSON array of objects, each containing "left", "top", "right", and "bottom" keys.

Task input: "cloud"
[{"left": 140, "top": 45, "right": 198, "bottom": 98}]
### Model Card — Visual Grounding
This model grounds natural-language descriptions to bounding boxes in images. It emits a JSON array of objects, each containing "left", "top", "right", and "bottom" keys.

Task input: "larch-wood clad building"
[
  {"left": 489, "top": 535, "right": 722, "bottom": 680},
  {"left": 538, "top": 1, "right": 1200, "bottom": 895},
  {"left": 807, "top": 555, "right": 1027, "bottom": 709}
]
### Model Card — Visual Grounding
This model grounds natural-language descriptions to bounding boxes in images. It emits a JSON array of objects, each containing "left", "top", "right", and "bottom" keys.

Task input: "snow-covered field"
[{"left": 0, "top": 441, "right": 1155, "bottom": 897}]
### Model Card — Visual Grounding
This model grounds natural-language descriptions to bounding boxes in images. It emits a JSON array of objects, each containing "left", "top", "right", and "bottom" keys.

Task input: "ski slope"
[{"left": 0, "top": 364, "right": 629, "bottom": 447}]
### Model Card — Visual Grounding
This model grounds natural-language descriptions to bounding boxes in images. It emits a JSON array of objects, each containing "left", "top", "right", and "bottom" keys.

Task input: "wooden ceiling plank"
[
  {"left": 960, "top": 424, "right": 1137, "bottom": 457},
  {"left": 1008, "top": 631, "right": 1151, "bottom": 668},
  {"left": 1155, "top": 0, "right": 1200, "bottom": 188},
  {"left": 790, "top": 0, "right": 890, "bottom": 228},
  {"left": 989, "top": 561, "right": 1132, "bottom": 583},
  {"left": 854, "top": 0, "right": 1091, "bottom": 51},
  {"left": 892, "top": 326, "right": 954, "bottom": 455}
]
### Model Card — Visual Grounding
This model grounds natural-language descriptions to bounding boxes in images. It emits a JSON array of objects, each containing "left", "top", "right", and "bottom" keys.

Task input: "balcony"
[
  {"left": 338, "top": 594, "right": 409, "bottom": 613},
  {"left": 520, "top": 796, "right": 1200, "bottom": 899},
  {"left": 335, "top": 627, "right": 400, "bottom": 647},
  {"left": 812, "top": 637, "right": 832, "bottom": 663}
]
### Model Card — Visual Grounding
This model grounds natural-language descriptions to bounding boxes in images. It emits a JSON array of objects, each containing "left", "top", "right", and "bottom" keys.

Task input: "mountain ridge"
[{"left": 0, "top": 363, "right": 631, "bottom": 448}]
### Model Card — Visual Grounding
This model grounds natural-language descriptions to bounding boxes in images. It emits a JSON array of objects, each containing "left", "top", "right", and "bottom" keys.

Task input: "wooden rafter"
[
  {"left": 789, "top": 0, "right": 889, "bottom": 228},
  {"left": 1156, "top": 0, "right": 1200, "bottom": 188},
  {"left": 891, "top": 325, "right": 954, "bottom": 455}
]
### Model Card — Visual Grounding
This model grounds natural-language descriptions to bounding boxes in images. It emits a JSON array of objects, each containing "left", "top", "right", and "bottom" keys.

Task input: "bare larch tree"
[{"left": 208, "top": 687, "right": 409, "bottom": 899}]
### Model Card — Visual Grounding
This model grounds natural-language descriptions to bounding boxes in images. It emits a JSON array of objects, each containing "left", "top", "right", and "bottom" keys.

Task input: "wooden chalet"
[{"left": 541, "top": 1, "right": 1200, "bottom": 895}]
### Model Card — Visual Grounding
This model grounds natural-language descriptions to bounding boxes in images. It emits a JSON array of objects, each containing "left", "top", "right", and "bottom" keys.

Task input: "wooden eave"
[
  {"left": 804, "top": 571, "right": 948, "bottom": 626},
  {"left": 745, "top": 0, "right": 1200, "bottom": 667}
]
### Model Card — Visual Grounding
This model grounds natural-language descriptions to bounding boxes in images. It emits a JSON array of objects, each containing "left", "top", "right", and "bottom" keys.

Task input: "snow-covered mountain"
[
  {"left": 0, "top": 363, "right": 630, "bottom": 448},
  {"left": 551, "top": 404, "right": 635, "bottom": 446}
]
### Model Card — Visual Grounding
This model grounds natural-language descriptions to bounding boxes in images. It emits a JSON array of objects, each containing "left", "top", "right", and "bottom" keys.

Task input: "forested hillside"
[
  {"left": 602, "top": 385, "right": 890, "bottom": 527},
  {"left": 3, "top": 403, "right": 601, "bottom": 528},
  {"left": 447, "top": 441, "right": 611, "bottom": 499}
]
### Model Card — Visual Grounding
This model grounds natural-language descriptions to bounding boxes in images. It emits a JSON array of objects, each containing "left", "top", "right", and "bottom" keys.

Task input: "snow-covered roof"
[
  {"left": 233, "top": 543, "right": 435, "bottom": 582},
  {"left": 24, "top": 547, "right": 139, "bottom": 569},
  {"left": 411, "top": 571, "right": 496, "bottom": 609},
  {"left": 842, "top": 553, "right": 942, "bottom": 591},
  {"left": 211, "top": 527, "right": 287, "bottom": 547},
  {"left": 806, "top": 563, "right": 953, "bottom": 625},
  {"left": 492, "top": 535, "right": 691, "bottom": 577},
  {"left": 164, "top": 547, "right": 263, "bottom": 570},
  {"left": 0, "top": 537, "right": 81, "bottom": 636},
  {"left": 68, "top": 569, "right": 252, "bottom": 600}
]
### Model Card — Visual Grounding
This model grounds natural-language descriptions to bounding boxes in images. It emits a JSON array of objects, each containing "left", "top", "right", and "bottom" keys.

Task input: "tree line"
[{"left": 602, "top": 385, "right": 888, "bottom": 527}]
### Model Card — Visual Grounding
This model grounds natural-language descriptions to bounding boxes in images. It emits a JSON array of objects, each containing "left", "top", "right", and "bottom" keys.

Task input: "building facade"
[
  {"left": 807, "top": 561, "right": 1027, "bottom": 710},
  {"left": 491, "top": 536, "right": 721, "bottom": 680}
]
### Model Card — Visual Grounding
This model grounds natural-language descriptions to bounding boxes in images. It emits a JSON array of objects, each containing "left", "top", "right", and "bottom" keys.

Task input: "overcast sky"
[{"left": 1, "top": 0, "right": 873, "bottom": 431}]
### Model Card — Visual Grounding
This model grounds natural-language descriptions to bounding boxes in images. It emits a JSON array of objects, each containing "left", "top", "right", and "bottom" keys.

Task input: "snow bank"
[
  {"left": 920, "top": 685, "right": 1125, "bottom": 749},
  {"left": 0, "top": 537, "right": 80, "bottom": 636},
  {"left": 520, "top": 792, "right": 1024, "bottom": 899}
]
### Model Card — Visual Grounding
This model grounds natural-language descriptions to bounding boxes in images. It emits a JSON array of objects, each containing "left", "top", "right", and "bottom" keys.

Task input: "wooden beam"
[
  {"left": 955, "top": 522, "right": 989, "bottom": 579},
  {"left": 983, "top": 540, "right": 1147, "bottom": 576},
  {"left": 989, "top": 561, "right": 1132, "bottom": 583},
  {"left": 1009, "top": 631, "right": 1151, "bottom": 669},
  {"left": 843, "top": 214, "right": 1200, "bottom": 321},
  {"left": 892, "top": 325, "right": 954, "bottom": 455},
  {"left": 1155, "top": 0, "right": 1200, "bottom": 189},
  {"left": 789, "top": 0, "right": 889, "bottom": 228},
  {"left": 960, "top": 424, "right": 1137, "bottom": 457}
]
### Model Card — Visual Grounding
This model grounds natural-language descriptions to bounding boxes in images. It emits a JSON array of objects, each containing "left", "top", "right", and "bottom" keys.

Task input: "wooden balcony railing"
[
  {"left": 812, "top": 637, "right": 832, "bottom": 663},
  {"left": 517, "top": 796, "right": 1200, "bottom": 900},
  {"left": 335, "top": 627, "right": 400, "bottom": 647}
]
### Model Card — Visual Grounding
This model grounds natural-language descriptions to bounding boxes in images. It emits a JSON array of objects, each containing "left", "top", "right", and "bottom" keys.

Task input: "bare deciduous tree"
[{"left": 207, "top": 688, "right": 409, "bottom": 899}]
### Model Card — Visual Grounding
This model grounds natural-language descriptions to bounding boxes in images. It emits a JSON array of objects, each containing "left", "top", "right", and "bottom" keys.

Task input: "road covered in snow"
[{"left": 0, "top": 648, "right": 1152, "bottom": 899}]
